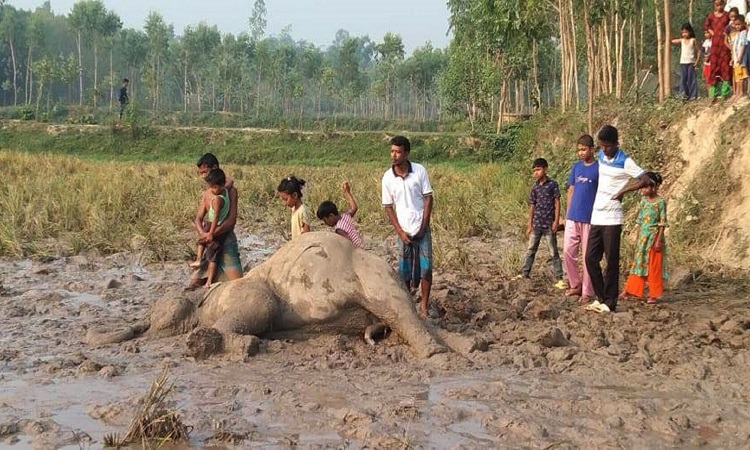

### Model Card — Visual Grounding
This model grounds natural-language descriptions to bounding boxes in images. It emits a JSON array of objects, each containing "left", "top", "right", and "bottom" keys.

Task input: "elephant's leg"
[
  {"left": 205, "top": 282, "right": 279, "bottom": 359},
  {"left": 356, "top": 259, "right": 446, "bottom": 358}
]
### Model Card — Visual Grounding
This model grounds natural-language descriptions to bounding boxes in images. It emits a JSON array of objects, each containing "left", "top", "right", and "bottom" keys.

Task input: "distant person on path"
[
  {"left": 671, "top": 23, "right": 700, "bottom": 101},
  {"left": 118, "top": 78, "right": 129, "bottom": 119},
  {"left": 704, "top": 0, "right": 732, "bottom": 103},
  {"left": 517, "top": 158, "right": 565, "bottom": 287},
  {"left": 193, "top": 168, "right": 231, "bottom": 288},
  {"left": 620, "top": 172, "right": 668, "bottom": 305},
  {"left": 584, "top": 125, "right": 651, "bottom": 314},
  {"left": 188, "top": 153, "right": 242, "bottom": 288},
  {"left": 278, "top": 176, "right": 311, "bottom": 239},
  {"left": 317, "top": 181, "right": 363, "bottom": 247},
  {"left": 381, "top": 135, "right": 434, "bottom": 317},
  {"left": 563, "top": 135, "right": 599, "bottom": 303}
]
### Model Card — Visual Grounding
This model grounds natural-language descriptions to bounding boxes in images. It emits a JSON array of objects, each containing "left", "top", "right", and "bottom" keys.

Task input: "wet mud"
[{"left": 1, "top": 233, "right": 749, "bottom": 448}]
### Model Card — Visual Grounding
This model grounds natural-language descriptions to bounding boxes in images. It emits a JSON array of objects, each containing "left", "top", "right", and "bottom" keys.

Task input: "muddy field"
[{"left": 1, "top": 231, "right": 749, "bottom": 449}]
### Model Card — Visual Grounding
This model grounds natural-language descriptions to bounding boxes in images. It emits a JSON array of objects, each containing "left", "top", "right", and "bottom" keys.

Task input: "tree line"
[{"left": 0, "top": 0, "right": 708, "bottom": 130}]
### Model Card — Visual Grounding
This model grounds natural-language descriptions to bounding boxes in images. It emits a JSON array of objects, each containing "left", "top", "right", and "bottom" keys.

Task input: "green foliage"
[{"left": 20, "top": 106, "right": 34, "bottom": 120}]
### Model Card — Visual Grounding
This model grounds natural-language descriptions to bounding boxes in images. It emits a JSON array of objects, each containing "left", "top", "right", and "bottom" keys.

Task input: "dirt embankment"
[
  {"left": 665, "top": 100, "right": 750, "bottom": 268},
  {"left": 0, "top": 232, "right": 749, "bottom": 448}
]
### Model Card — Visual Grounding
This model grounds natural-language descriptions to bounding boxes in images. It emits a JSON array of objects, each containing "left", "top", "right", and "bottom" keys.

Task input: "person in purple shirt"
[{"left": 563, "top": 135, "right": 599, "bottom": 303}]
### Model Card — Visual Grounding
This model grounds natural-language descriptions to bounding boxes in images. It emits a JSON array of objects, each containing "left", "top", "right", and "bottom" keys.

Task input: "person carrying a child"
[
  {"left": 620, "top": 172, "right": 668, "bottom": 305},
  {"left": 188, "top": 153, "right": 242, "bottom": 288},
  {"left": 192, "top": 169, "right": 231, "bottom": 287},
  {"left": 278, "top": 176, "right": 311, "bottom": 239},
  {"left": 316, "top": 181, "right": 363, "bottom": 247}
]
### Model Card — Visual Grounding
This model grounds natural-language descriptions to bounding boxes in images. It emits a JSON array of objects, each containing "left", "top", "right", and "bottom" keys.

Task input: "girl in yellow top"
[{"left": 278, "top": 176, "right": 311, "bottom": 239}]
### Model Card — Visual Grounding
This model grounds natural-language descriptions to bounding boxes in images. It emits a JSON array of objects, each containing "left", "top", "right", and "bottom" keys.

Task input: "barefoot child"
[
  {"left": 671, "top": 23, "right": 700, "bottom": 100},
  {"left": 620, "top": 172, "right": 667, "bottom": 304},
  {"left": 316, "top": 181, "right": 363, "bottom": 247},
  {"left": 730, "top": 15, "right": 748, "bottom": 99},
  {"left": 278, "top": 176, "right": 311, "bottom": 239},
  {"left": 195, "top": 169, "right": 231, "bottom": 287}
]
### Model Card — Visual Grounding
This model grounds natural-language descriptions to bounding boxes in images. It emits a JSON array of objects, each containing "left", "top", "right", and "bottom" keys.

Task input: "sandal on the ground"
[{"left": 584, "top": 300, "right": 601, "bottom": 311}]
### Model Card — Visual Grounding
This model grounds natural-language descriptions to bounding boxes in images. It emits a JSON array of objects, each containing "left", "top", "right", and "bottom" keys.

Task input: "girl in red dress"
[{"left": 704, "top": 0, "right": 733, "bottom": 101}]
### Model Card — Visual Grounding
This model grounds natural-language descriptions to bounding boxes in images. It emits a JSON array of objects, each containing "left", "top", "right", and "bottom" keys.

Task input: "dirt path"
[{"left": 1, "top": 233, "right": 749, "bottom": 448}]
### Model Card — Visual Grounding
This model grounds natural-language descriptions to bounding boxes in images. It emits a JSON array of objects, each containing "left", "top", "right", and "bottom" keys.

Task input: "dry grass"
[
  {"left": 103, "top": 368, "right": 191, "bottom": 448},
  {"left": 0, "top": 153, "right": 529, "bottom": 271}
]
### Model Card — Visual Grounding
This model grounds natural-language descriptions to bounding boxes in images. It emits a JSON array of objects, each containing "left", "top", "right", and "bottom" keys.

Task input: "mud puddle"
[{"left": 1, "top": 233, "right": 750, "bottom": 447}]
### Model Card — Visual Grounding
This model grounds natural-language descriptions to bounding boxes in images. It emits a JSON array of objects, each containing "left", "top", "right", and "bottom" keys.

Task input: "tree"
[
  {"left": 248, "top": 0, "right": 266, "bottom": 43},
  {"left": 143, "top": 11, "right": 173, "bottom": 110},
  {"left": 373, "top": 32, "right": 405, "bottom": 118},
  {"left": 0, "top": 5, "right": 23, "bottom": 105},
  {"left": 101, "top": 10, "right": 122, "bottom": 109},
  {"left": 68, "top": 0, "right": 106, "bottom": 105},
  {"left": 32, "top": 54, "right": 55, "bottom": 114}
]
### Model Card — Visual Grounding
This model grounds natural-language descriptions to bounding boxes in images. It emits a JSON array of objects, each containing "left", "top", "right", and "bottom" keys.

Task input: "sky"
[{"left": 8, "top": 0, "right": 452, "bottom": 53}]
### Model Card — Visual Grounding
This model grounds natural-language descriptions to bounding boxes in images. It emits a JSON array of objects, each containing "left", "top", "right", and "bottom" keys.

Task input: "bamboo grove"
[{"left": 0, "top": 0, "right": 713, "bottom": 130}]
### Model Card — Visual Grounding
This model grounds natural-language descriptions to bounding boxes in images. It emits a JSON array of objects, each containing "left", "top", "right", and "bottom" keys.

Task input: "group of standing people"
[
  {"left": 521, "top": 125, "right": 668, "bottom": 313},
  {"left": 274, "top": 136, "right": 435, "bottom": 317},
  {"left": 189, "top": 128, "right": 668, "bottom": 317},
  {"left": 677, "top": 0, "right": 750, "bottom": 102},
  {"left": 188, "top": 137, "right": 436, "bottom": 317}
]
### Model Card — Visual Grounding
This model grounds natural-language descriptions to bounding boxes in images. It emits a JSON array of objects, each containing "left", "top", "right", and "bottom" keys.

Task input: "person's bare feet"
[
  {"left": 565, "top": 287, "right": 582, "bottom": 297},
  {"left": 577, "top": 295, "right": 590, "bottom": 304},
  {"left": 189, "top": 260, "right": 201, "bottom": 269}
]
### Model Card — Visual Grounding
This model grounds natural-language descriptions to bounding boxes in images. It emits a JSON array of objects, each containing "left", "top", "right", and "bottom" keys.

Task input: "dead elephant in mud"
[{"left": 87, "top": 232, "right": 456, "bottom": 359}]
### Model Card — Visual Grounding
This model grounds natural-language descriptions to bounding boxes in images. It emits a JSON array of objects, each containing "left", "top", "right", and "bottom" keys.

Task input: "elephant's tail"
[{"left": 85, "top": 319, "right": 150, "bottom": 346}]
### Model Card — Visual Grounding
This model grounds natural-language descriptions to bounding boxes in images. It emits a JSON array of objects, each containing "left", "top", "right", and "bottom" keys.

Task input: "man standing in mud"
[
  {"left": 382, "top": 136, "right": 434, "bottom": 317},
  {"left": 585, "top": 125, "right": 651, "bottom": 313},
  {"left": 189, "top": 153, "right": 243, "bottom": 287}
]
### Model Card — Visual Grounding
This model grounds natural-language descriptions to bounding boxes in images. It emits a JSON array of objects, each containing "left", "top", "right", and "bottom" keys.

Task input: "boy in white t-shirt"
[{"left": 584, "top": 125, "right": 652, "bottom": 314}]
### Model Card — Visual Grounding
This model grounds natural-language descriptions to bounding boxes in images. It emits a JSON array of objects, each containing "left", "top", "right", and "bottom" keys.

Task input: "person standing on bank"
[
  {"left": 118, "top": 78, "right": 129, "bottom": 119},
  {"left": 585, "top": 125, "right": 652, "bottom": 314},
  {"left": 381, "top": 136, "right": 434, "bottom": 317}
]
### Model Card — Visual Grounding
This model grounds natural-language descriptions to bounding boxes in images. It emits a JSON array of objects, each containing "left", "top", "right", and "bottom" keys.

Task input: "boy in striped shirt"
[{"left": 316, "top": 181, "right": 363, "bottom": 247}]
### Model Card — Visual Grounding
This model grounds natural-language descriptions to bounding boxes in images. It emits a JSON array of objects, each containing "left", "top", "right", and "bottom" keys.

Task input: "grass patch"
[{"left": 0, "top": 152, "right": 530, "bottom": 271}]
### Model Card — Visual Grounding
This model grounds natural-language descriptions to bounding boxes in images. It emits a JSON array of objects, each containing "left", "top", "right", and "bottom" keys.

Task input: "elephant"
[{"left": 86, "top": 232, "right": 452, "bottom": 359}]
